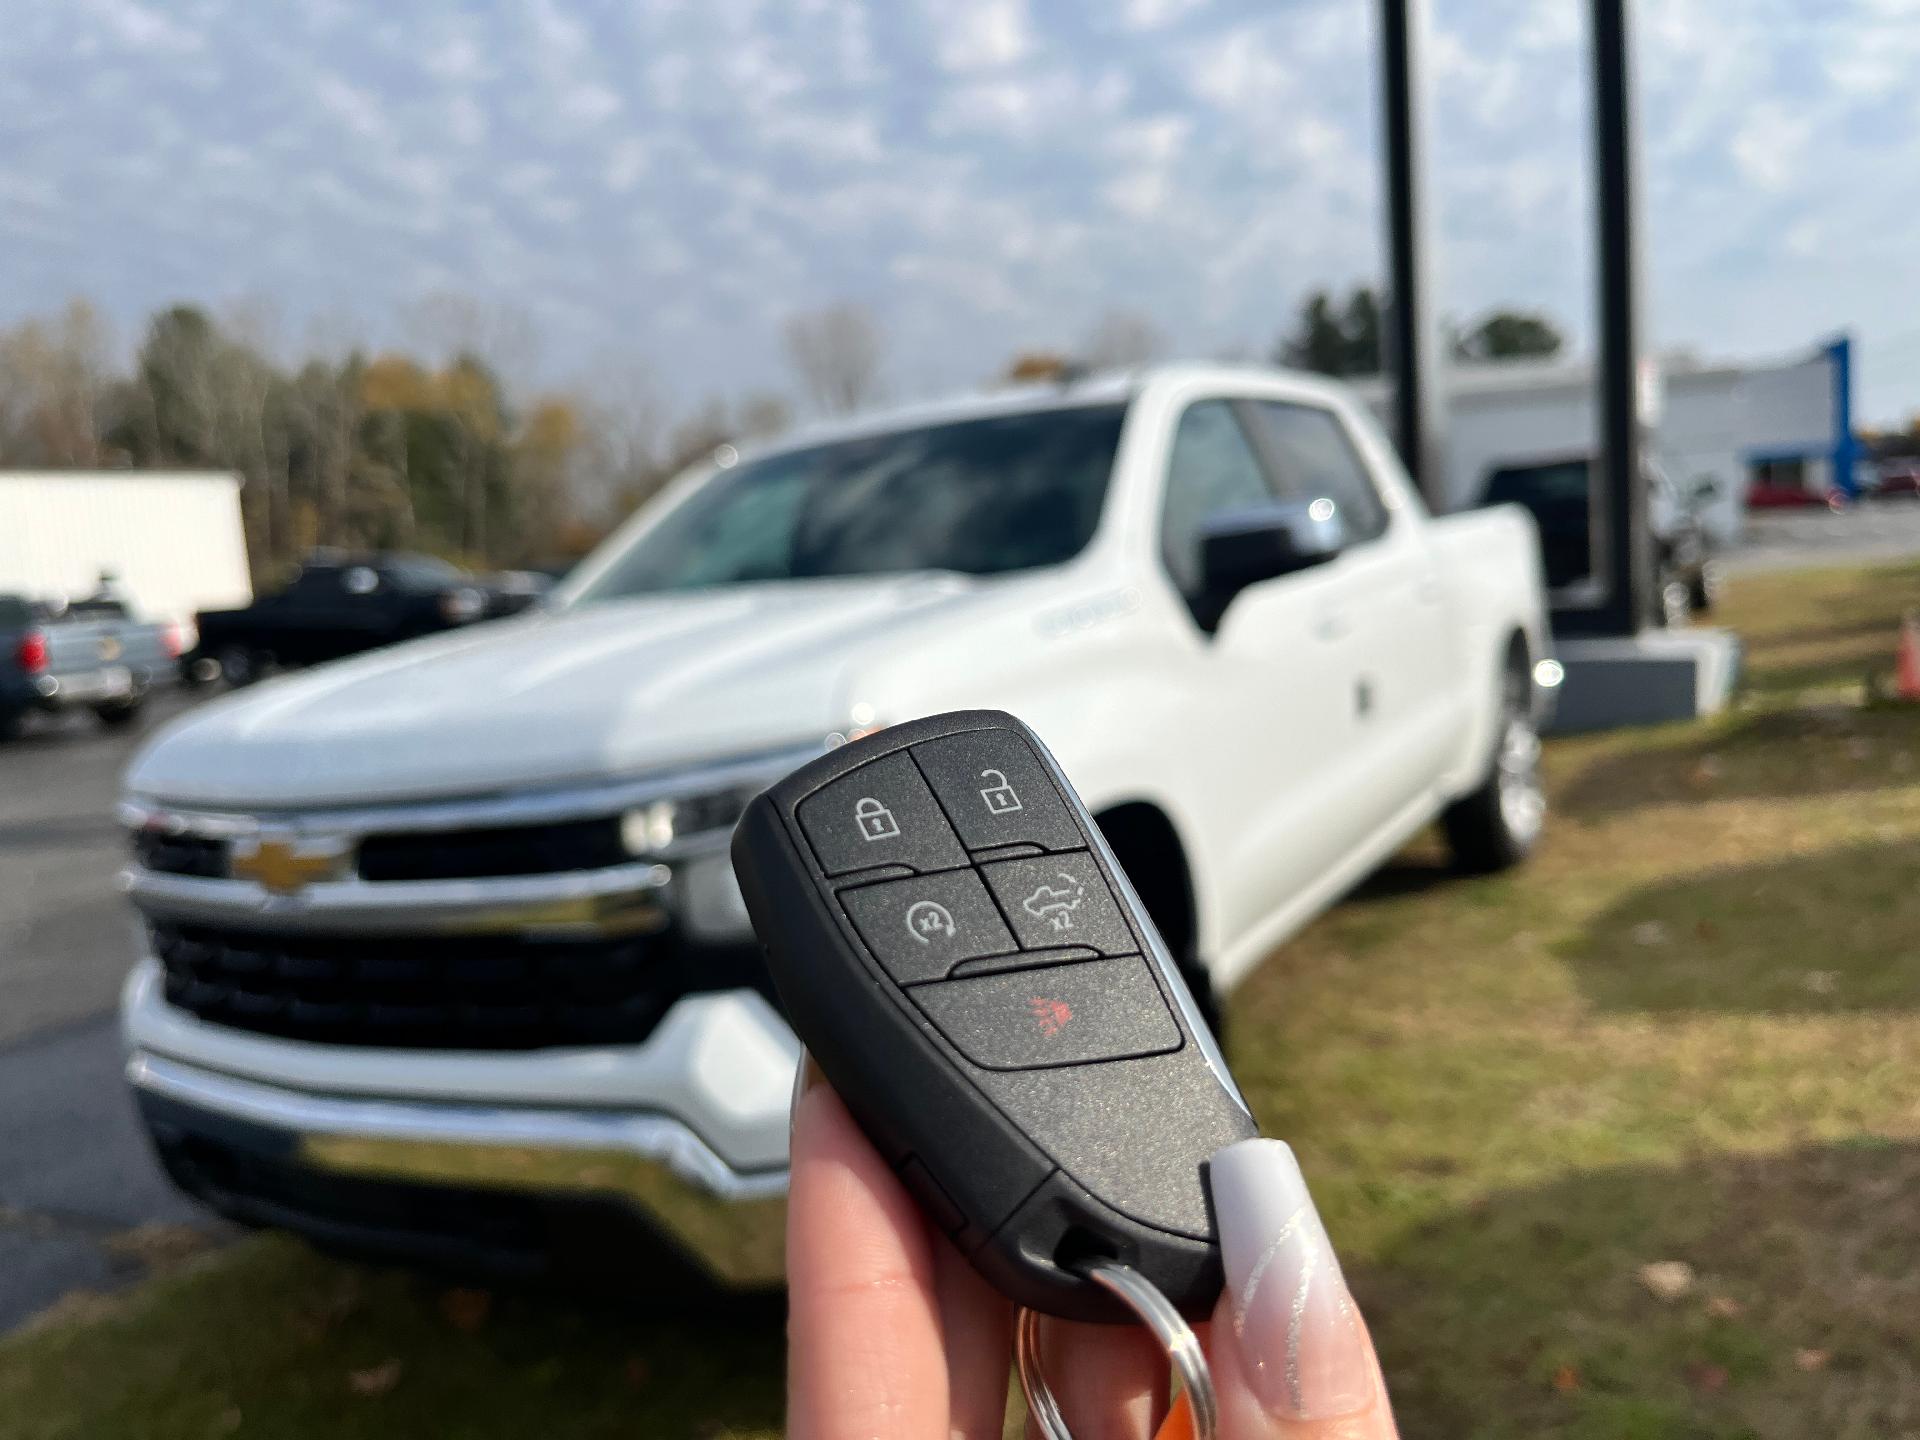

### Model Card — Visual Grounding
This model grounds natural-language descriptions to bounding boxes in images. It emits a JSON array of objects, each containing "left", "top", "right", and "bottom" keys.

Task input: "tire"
[
  {"left": 94, "top": 696, "right": 146, "bottom": 729},
  {"left": 1688, "top": 562, "right": 1719, "bottom": 614},
  {"left": 217, "top": 645, "right": 262, "bottom": 687},
  {"left": 1442, "top": 663, "right": 1545, "bottom": 874}
]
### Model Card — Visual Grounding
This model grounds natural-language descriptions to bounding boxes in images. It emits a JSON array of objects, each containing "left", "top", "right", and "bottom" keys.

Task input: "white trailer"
[{"left": 0, "top": 471, "right": 251, "bottom": 622}]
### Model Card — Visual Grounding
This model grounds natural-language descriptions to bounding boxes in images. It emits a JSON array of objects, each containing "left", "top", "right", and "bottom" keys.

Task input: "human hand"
[{"left": 787, "top": 1068, "right": 1398, "bottom": 1439}]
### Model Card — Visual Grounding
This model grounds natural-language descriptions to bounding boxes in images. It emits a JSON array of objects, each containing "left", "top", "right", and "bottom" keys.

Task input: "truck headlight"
[
  {"left": 621, "top": 800, "right": 678, "bottom": 854},
  {"left": 619, "top": 785, "right": 756, "bottom": 857}
]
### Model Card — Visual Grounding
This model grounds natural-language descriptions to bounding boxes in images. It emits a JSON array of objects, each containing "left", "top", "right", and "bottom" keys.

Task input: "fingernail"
[
  {"left": 788, "top": 1050, "right": 818, "bottom": 1137},
  {"left": 1209, "top": 1139, "right": 1373, "bottom": 1421}
]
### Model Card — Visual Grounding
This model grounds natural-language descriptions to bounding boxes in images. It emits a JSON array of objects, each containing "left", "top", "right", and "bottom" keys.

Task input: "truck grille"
[
  {"left": 133, "top": 831, "right": 229, "bottom": 879},
  {"left": 356, "top": 818, "right": 627, "bottom": 882},
  {"left": 150, "top": 921, "right": 770, "bottom": 1050}
]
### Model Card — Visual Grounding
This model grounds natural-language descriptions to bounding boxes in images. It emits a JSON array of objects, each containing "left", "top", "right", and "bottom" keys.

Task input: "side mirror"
[{"left": 1200, "top": 498, "right": 1346, "bottom": 611}]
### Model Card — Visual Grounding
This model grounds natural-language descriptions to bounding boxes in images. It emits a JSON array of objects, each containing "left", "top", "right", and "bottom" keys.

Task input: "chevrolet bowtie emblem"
[{"left": 230, "top": 835, "right": 348, "bottom": 895}]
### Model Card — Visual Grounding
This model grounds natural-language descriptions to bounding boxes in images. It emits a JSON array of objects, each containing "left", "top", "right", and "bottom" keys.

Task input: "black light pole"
[
  {"left": 1589, "top": 0, "right": 1652, "bottom": 635},
  {"left": 1378, "top": 0, "right": 1447, "bottom": 511}
]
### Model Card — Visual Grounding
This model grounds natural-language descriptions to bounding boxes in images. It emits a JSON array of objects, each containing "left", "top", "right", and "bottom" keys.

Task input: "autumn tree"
[{"left": 0, "top": 299, "right": 113, "bottom": 465}]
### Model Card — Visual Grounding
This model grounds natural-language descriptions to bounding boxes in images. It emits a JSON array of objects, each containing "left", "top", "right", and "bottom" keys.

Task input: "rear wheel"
[
  {"left": 1442, "top": 662, "right": 1545, "bottom": 873},
  {"left": 217, "top": 645, "right": 263, "bottom": 687},
  {"left": 94, "top": 696, "right": 146, "bottom": 729},
  {"left": 1688, "top": 562, "right": 1719, "bottom": 614}
]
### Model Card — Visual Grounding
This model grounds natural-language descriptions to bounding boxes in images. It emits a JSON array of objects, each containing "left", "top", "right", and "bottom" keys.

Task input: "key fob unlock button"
[{"left": 911, "top": 731, "right": 1085, "bottom": 853}]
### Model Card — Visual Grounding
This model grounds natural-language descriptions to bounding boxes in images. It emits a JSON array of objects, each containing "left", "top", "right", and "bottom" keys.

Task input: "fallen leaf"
[
  {"left": 348, "top": 1360, "right": 404, "bottom": 1398},
  {"left": 1551, "top": 1364, "right": 1582, "bottom": 1394},
  {"left": 439, "top": 1288, "right": 492, "bottom": 1333},
  {"left": 1686, "top": 1362, "right": 1730, "bottom": 1392},
  {"left": 1794, "top": 1348, "right": 1831, "bottom": 1372},
  {"left": 1639, "top": 1260, "right": 1696, "bottom": 1301},
  {"left": 1705, "top": 1295, "right": 1743, "bottom": 1319},
  {"left": 1694, "top": 919, "right": 1721, "bottom": 943}
]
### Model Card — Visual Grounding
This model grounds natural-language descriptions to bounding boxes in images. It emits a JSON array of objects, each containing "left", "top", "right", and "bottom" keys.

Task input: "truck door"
[
  {"left": 1242, "top": 400, "right": 1460, "bottom": 847},
  {"left": 1155, "top": 399, "right": 1353, "bottom": 942}
]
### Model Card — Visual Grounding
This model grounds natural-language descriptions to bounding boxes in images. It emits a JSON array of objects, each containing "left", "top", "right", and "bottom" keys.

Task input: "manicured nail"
[
  {"left": 788, "top": 1050, "right": 819, "bottom": 1136},
  {"left": 1210, "top": 1139, "right": 1373, "bottom": 1421}
]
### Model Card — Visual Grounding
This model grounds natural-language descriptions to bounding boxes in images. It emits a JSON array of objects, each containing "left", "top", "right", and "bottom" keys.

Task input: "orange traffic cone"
[{"left": 1898, "top": 612, "right": 1920, "bottom": 702}]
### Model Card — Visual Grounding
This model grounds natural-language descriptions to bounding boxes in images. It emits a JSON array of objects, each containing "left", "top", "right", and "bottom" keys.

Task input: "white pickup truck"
[{"left": 118, "top": 364, "right": 1552, "bottom": 1288}]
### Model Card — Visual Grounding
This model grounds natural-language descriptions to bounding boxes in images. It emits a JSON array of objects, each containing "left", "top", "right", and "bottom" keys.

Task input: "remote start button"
[
  {"left": 911, "top": 731, "right": 1084, "bottom": 854},
  {"left": 980, "top": 851, "right": 1137, "bottom": 955},
  {"left": 840, "top": 869, "right": 1017, "bottom": 984},
  {"left": 910, "top": 956, "right": 1183, "bottom": 1070},
  {"left": 799, "top": 753, "right": 969, "bottom": 878}
]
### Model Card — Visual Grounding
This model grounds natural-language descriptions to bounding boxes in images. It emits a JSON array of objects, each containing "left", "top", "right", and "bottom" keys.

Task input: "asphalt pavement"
[
  {"left": 1723, "top": 500, "right": 1920, "bottom": 574},
  {"left": 0, "top": 691, "right": 224, "bottom": 1333}
]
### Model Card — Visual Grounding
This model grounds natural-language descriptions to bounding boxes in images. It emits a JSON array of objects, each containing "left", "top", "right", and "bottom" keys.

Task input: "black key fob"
[{"left": 731, "top": 709, "right": 1256, "bottom": 1321}]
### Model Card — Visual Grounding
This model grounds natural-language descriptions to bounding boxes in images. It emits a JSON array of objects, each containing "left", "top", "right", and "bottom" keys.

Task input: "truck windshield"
[{"left": 572, "top": 403, "right": 1126, "bottom": 600}]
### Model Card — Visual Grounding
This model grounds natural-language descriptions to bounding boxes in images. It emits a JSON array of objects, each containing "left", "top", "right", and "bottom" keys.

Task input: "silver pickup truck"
[{"left": 0, "top": 594, "right": 180, "bottom": 740}]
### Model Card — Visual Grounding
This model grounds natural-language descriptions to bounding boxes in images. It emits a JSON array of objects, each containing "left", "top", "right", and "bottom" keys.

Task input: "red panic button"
[{"left": 908, "top": 956, "right": 1182, "bottom": 1071}]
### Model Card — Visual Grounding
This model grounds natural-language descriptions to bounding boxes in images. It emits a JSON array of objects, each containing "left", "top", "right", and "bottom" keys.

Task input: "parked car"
[
  {"left": 188, "top": 552, "right": 495, "bottom": 684},
  {"left": 0, "top": 591, "right": 181, "bottom": 740},
  {"left": 117, "top": 365, "right": 1553, "bottom": 1291},
  {"left": 1480, "top": 453, "right": 1718, "bottom": 626}
]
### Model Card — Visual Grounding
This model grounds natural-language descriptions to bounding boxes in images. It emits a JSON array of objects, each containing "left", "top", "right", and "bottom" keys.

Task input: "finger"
[
  {"left": 1205, "top": 1140, "right": 1398, "bottom": 1440},
  {"left": 931, "top": 1231, "right": 1016, "bottom": 1440},
  {"left": 1025, "top": 1312, "right": 1170, "bottom": 1440},
  {"left": 787, "top": 1075, "right": 949, "bottom": 1440}
]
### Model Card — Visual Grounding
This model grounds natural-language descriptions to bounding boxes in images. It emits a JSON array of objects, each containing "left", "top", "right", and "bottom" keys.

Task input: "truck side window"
[
  {"left": 1160, "top": 400, "right": 1277, "bottom": 599},
  {"left": 1247, "top": 401, "right": 1389, "bottom": 544}
]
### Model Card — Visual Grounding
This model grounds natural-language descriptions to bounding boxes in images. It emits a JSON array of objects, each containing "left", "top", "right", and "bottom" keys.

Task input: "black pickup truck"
[{"left": 190, "top": 553, "right": 516, "bottom": 685}]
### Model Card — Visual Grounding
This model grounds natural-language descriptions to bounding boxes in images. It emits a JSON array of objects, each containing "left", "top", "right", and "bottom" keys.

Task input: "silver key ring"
[{"left": 1016, "top": 1259, "right": 1218, "bottom": 1440}]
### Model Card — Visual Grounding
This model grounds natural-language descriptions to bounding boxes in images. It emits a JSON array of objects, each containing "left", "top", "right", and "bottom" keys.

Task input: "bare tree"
[
  {"left": 783, "top": 302, "right": 884, "bottom": 415},
  {"left": 734, "top": 390, "right": 793, "bottom": 441},
  {"left": 1081, "top": 308, "right": 1165, "bottom": 369},
  {"left": 571, "top": 358, "right": 669, "bottom": 526},
  {"left": 0, "top": 299, "right": 114, "bottom": 465}
]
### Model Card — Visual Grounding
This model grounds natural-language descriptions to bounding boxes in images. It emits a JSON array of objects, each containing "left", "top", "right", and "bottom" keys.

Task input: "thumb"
[{"left": 1201, "top": 1139, "right": 1397, "bottom": 1439}]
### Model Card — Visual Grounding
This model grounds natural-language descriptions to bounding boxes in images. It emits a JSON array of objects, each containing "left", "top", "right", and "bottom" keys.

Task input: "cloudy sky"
[{"left": 4, "top": 0, "right": 1919, "bottom": 420}]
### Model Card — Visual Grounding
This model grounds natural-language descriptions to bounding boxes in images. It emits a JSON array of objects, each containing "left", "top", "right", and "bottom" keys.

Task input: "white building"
[
  {"left": 1351, "top": 335, "right": 1855, "bottom": 542},
  {"left": 0, "top": 470, "right": 252, "bottom": 622}
]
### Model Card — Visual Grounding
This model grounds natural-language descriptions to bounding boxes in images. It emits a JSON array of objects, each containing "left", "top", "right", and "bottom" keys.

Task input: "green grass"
[{"left": 6, "top": 560, "right": 1920, "bottom": 1439}]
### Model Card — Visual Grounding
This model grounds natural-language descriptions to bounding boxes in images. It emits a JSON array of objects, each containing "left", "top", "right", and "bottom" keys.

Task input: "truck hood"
[{"left": 129, "top": 576, "right": 1000, "bottom": 807}]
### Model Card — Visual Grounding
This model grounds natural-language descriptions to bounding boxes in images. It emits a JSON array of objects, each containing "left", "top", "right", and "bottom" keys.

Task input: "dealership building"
[{"left": 1352, "top": 333, "right": 1856, "bottom": 541}]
